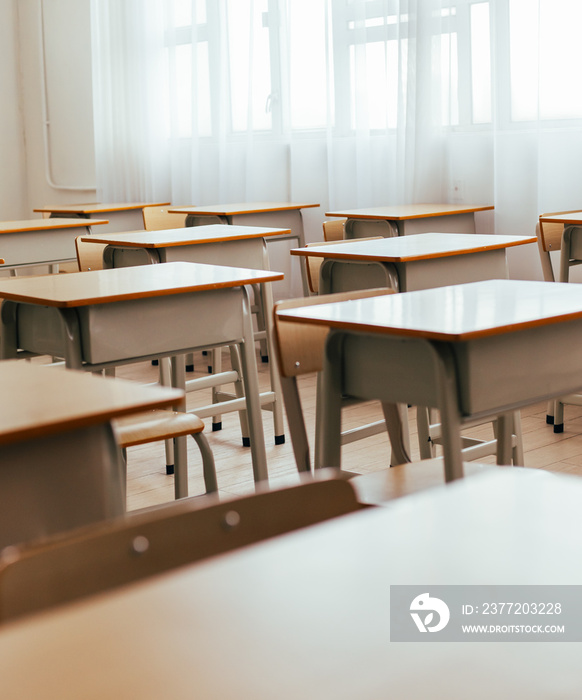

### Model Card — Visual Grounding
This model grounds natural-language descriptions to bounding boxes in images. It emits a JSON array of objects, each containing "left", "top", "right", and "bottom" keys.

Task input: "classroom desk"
[
  {"left": 278, "top": 279, "right": 582, "bottom": 482},
  {"left": 0, "top": 262, "right": 283, "bottom": 491},
  {"left": 2, "top": 468, "right": 582, "bottom": 699},
  {"left": 169, "top": 202, "right": 320, "bottom": 297},
  {"left": 0, "top": 218, "right": 108, "bottom": 272},
  {"left": 0, "top": 361, "right": 182, "bottom": 549},
  {"left": 291, "top": 232, "right": 535, "bottom": 293},
  {"left": 79, "top": 225, "right": 288, "bottom": 440},
  {"left": 325, "top": 203, "right": 494, "bottom": 239},
  {"left": 34, "top": 202, "right": 170, "bottom": 234}
]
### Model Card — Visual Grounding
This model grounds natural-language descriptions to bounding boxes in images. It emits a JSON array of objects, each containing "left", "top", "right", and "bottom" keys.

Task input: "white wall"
[
  {"left": 13, "top": 0, "right": 97, "bottom": 217},
  {"left": 0, "top": 0, "right": 27, "bottom": 218}
]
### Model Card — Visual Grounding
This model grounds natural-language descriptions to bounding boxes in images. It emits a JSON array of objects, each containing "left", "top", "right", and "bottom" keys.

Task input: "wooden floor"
[{"left": 113, "top": 349, "right": 582, "bottom": 512}]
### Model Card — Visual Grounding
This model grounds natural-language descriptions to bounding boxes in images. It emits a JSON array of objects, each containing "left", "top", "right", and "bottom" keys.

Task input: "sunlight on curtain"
[{"left": 90, "top": 0, "right": 582, "bottom": 279}]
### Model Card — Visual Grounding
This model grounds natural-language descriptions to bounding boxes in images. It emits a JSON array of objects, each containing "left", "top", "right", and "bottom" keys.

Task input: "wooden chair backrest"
[
  {"left": 0, "top": 474, "right": 365, "bottom": 623},
  {"left": 142, "top": 205, "right": 187, "bottom": 230},
  {"left": 304, "top": 237, "right": 383, "bottom": 294},
  {"left": 322, "top": 219, "right": 346, "bottom": 242},
  {"left": 273, "top": 288, "right": 395, "bottom": 378},
  {"left": 75, "top": 236, "right": 106, "bottom": 272},
  {"left": 538, "top": 210, "right": 580, "bottom": 252}
]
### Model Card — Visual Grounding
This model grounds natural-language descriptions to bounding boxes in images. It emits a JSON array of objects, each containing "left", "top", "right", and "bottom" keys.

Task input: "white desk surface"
[
  {"left": 291, "top": 232, "right": 535, "bottom": 262},
  {"left": 33, "top": 203, "right": 170, "bottom": 215},
  {"left": 325, "top": 203, "right": 494, "bottom": 220},
  {"left": 0, "top": 218, "right": 109, "bottom": 233},
  {"left": 277, "top": 279, "right": 582, "bottom": 342},
  {"left": 81, "top": 224, "right": 291, "bottom": 248},
  {"left": 1, "top": 468, "right": 581, "bottom": 699},
  {"left": 169, "top": 202, "right": 320, "bottom": 216},
  {"left": 0, "top": 261, "right": 283, "bottom": 308},
  {"left": 0, "top": 361, "right": 182, "bottom": 446}
]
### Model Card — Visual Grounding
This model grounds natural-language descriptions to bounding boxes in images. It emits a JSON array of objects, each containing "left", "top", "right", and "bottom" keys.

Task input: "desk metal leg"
[
  {"left": 238, "top": 289, "right": 269, "bottom": 483},
  {"left": 320, "top": 333, "right": 345, "bottom": 470},
  {"left": 171, "top": 354, "right": 190, "bottom": 499},
  {"left": 434, "top": 344, "right": 465, "bottom": 482},
  {"left": 59, "top": 308, "right": 84, "bottom": 370}
]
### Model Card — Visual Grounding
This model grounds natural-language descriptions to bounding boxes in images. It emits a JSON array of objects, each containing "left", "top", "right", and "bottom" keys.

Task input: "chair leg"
[
  {"left": 416, "top": 406, "right": 435, "bottom": 460},
  {"left": 554, "top": 399, "right": 565, "bottom": 433},
  {"left": 159, "top": 357, "right": 175, "bottom": 474},
  {"left": 381, "top": 403, "right": 411, "bottom": 466},
  {"left": 211, "top": 348, "right": 223, "bottom": 431},
  {"left": 511, "top": 410, "right": 524, "bottom": 466},
  {"left": 281, "top": 376, "right": 312, "bottom": 473},
  {"left": 495, "top": 413, "right": 514, "bottom": 465},
  {"left": 251, "top": 283, "right": 269, "bottom": 361},
  {"left": 229, "top": 344, "right": 251, "bottom": 446}
]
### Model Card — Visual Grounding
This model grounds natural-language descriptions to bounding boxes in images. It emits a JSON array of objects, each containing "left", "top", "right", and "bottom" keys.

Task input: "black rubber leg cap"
[
  {"left": 242, "top": 437, "right": 251, "bottom": 447},
  {"left": 212, "top": 422, "right": 222, "bottom": 432},
  {"left": 151, "top": 359, "right": 159, "bottom": 366},
  {"left": 186, "top": 364, "right": 194, "bottom": 372},
  {"left": 554, "top": 424, "right": 564, "bottom": 434},
  {"left": 261, "top": 355, "right": 269, "bottom": 363},
  {"left": 546, "top": 415, "right": 554, "bottom": 425},
  {"left": 166, "top": 464, "right": 174, "bottom": 475},
  {"left": 202, "top": 350, "right": 208, "bottom": 356},
  {"left": 207, "top": 366, "right": 212, "bottom": 374},
  {"left": 275, "top": 435, "right": 285, "bottom": 445}
]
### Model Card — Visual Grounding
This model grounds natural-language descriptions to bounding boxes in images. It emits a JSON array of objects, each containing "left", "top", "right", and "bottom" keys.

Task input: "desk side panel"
[
  {"left": 400, "top": 250, "right": 508, "bottom": 291},
  {"left": 15, "top": 288, "right": 247, "bottom": 365},
  {"left": 453, "top": 319, "right": 582, "bottom": 415}
]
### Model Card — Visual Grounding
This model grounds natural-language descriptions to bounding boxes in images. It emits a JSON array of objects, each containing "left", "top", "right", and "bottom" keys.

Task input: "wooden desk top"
[
  {"left": 0, "top": 218, "right": 109, "bottom": 234},
  {"left": 277, "top": 279, "right": 582, "bottom": 342},
  {"left": 291, "top": 233, "right": 535, "bottom": 262},
  {"left": 0, "top": 261, "right": 284, "bottom": 308},
  {"left": 539, "top": 211, "right": 582, "bottom": 226},
  {"left": 0, "top": 361, "right": 182, "bottom": 445},
  {"left": 1, "top": 468, "right": 580, "bottom": 699},
  {"left": 325, "top": 203, "right": 494, "bottom": 220},
  {"left": 169, "top": 202, "right": 320, "bottom": 216},
  {"left": 33, "top": 202, "right": 170, "bottom": 215},
  {"left": 81, "top": 224, "right": 292, "bottom": 248}
]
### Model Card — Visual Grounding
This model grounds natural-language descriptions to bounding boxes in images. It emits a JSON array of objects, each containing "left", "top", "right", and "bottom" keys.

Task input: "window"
[{"left": 165, "top": 0, "right": 495, "bottom": 137}]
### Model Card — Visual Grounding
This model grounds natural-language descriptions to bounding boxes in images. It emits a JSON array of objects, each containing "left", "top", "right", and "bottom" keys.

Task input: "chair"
[
  {"left": 0, "top": 472, "right": 366, "bottom": 622},
  {"left": 142, "top": 205, "right": 187, "bottom": 230},
  {"left": 75, "top": 235, "right": 107, "bottom": 271},
  {"left": 536, "top": 213, "right": 582, "bottom": 432},
  {"left": 272, "top": 291, "right": 500, "bottom": 504},
  {"left": 322, "top": 219, "right": 346, "bottom": 242},
  {"left": 536, "top": 210, "right": 582, "bottom": 283},
  {"left": 303, "top": 237, "right": 384, "bottom": 295},
  {"left": 274, "top": 288, "right": 419, "bottom": 470},
  {"left": 113, "top": 409, "right": 217, "bottom": 499}
]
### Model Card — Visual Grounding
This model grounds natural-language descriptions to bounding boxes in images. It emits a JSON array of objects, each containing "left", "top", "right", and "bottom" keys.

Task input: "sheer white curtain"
[
  {"left": 91, "top": 0, "right": 459, "bottom": 213},
  {"left": 91, "top": 0, "right": 582, "bottom": 278}
]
